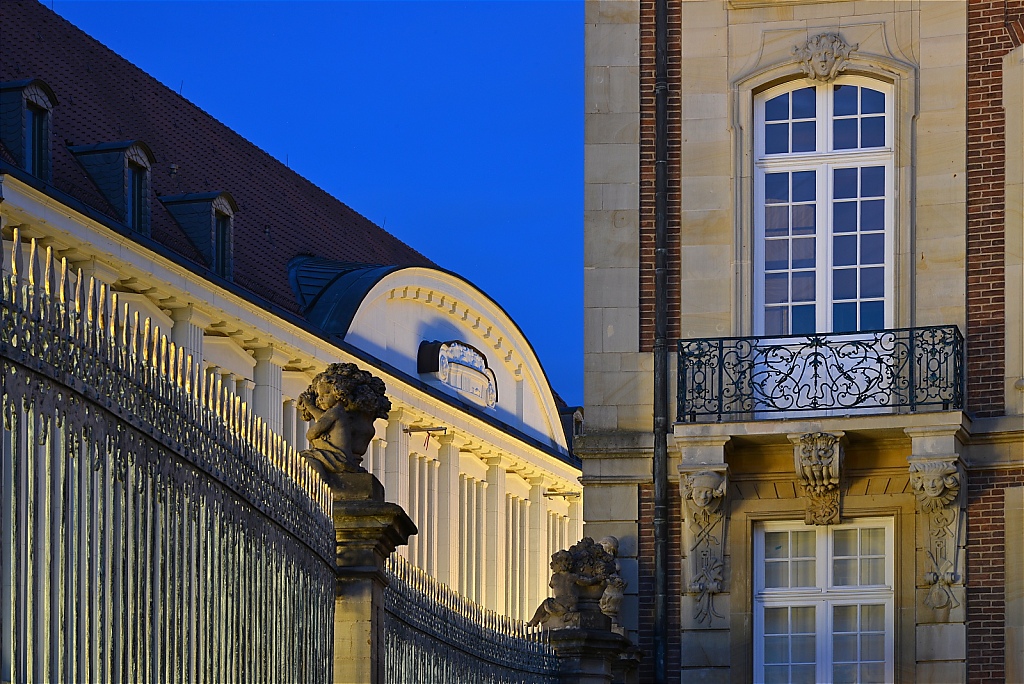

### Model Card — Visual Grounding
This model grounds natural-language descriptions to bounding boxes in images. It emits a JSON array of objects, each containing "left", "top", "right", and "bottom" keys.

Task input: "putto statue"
[
  {"left": 598, "top": 536, "right": 626, "bottom": 633},
  {"left": 528, "top": 537, "right": 618, "bottom": 630},
  {"left": 297, "top": 363, "right": 391, "bottom": 487}
]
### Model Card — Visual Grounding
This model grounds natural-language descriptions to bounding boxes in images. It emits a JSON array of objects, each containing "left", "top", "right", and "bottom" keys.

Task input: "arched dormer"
[
  {"left": 69, "top": 140, "right": 156, "bottom": 235},
  {"left": 0, "top": 79, "right": 58, "bottom": 181},
  {"left": 161, "top": 191, "right": 238, "bottom": 279},
  {"left": 289, "top": 256, "right": 570, "bottom": 456}
]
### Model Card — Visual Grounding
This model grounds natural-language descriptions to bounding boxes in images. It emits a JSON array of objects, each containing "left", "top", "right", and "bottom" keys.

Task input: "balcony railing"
[{"left": 677, "top": 325, "right": 964, "bottom": 422}]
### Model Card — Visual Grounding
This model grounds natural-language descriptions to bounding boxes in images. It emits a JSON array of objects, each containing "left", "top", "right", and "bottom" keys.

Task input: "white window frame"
[
  {"left": 753, "top": 76, "right": 896, "bottom": 336},
  {"left": 753, "top": 518, "right": 895, "bottom": 684}
]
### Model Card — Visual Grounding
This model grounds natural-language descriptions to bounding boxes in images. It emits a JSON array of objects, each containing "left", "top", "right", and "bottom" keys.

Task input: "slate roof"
[{"left": 0, "top": 0, "right": 435, "bottom": 314}]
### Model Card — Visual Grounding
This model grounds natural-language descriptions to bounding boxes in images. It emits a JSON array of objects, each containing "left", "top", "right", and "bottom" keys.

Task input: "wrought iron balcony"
[{"left": 677, "top": 325, "right": 964, "bottom": 422}]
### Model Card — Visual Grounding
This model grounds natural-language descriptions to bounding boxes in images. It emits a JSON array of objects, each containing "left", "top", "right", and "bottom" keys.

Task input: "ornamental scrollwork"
[
  {"left": 793, "top": 32, "right": 859, "bottom": 82},
  {"left": 680, "top": 469, "right": 728, "bottom": 625}
]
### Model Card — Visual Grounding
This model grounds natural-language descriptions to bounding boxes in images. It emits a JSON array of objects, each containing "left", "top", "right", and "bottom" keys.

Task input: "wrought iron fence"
[
  {"left": 0, "top": 230, "right": 335, "bottom": 682},
  {"left": 382, "top": 555, "right": 558, "bottom": 683},
  {"left": 677, "top": 325, "right": 964, "bottom": 422}
]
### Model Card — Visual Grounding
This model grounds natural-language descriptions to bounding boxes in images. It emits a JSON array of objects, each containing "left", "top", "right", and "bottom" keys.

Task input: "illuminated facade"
[{"left": 0, "top": 0, "right": 580, "bottom": 621}]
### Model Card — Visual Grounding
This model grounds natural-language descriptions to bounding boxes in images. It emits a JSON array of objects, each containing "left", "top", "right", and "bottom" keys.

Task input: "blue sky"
[{"left": 50, "top": 0, "right": 585, "bottom": 405}]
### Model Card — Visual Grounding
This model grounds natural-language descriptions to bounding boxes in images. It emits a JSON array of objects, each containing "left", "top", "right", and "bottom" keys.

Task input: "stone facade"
[{"left": 582, "top": 0, "right": 1024, "bottom": 680}]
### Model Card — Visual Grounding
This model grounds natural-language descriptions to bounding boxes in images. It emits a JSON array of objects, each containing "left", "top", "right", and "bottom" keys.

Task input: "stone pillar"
[
  {"left": 549, "top": 629, "right": 636, "bottom": 684},
  {"left": 435, "top": 434, "right": 460, "bottom": 586},
  {"left": 384, "top": 409, "right": 410, "bottom": 512},
  {"left": 408, "top": 453, "right": 420, "bottom": 564},
  {"left": 169, "top": 304, "right": 211, "bottom": 369},
  {"left": 528, "top": 476, "right": 549, "bottom": 615},
  {"left": 475, "top": 479, "right": 489, "bottom": 605},
  {"left": 252, "top": 346, "right": 289, "bottom": 433},
  {"left": 235, "top": 377, "right": 254, "bottom": 411},
  {"left": 520, "top": 497, "right": 532, "bottom": 619},
  {"left": 332, "top": 472, "right": 416, "bottom": 684},
  {"left": 484, "top": 456, "right": 508, "bottom": 612},
  {"left": 905, "top": 424, "right": 968, "bottom": 683}
]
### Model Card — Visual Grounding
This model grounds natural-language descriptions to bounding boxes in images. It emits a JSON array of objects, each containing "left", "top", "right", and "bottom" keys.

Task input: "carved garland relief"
[
  {"left": 909, "top": 457, "right": 965, "bottom": 612},
  {"left": 680, "top": 469, "right": 728, "bottom": 625}
]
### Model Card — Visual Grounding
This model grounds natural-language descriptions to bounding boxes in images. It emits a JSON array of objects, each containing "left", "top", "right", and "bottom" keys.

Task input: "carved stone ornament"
[
  {"left": 909, "top": 457, "right": 965, "bottom": 612},
  {"left": 680, "top": 469, "right": 728, "bottom": 625},
  {"left": 793, "top": 432, "right": 843, "bottom": 526},
  {"left": 793, "top": 32, "right": 859, "bottom": 82},
  {"left": 597, "top": 536, "right": 626, "bottom": 635},
  {"left": 528, "top": 537, "right": 617, "bottom": 630},
  {"left": 297, "top": 362, "right": 391, "bottom": 489}
]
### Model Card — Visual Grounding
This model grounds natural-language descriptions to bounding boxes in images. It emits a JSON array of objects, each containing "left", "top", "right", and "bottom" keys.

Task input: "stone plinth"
[
  {"left": 549, "top": 628, "right": 636, "bottom": 684},
  {"left": 331, "top": 472, "right": 416, "bottom": 684}
]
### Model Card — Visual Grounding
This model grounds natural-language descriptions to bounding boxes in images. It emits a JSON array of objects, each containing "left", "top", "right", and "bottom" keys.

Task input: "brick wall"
[
  {"left": 636, "top": 483, "right": 681, "bottom": 680},
  {"left": 966, "top": 467, "right": 1024, "bottom": 682},
  {"left": 638, "top": 0, "right": 681, "bottom": 351},
  {"left": 966, "top": 0, "right": 1024, "bottom": 416}
]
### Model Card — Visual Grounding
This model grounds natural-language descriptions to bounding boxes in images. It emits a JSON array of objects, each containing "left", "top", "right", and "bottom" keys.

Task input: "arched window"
[{"left": 753, "top": 76, "right": 894, "bottom": 336}]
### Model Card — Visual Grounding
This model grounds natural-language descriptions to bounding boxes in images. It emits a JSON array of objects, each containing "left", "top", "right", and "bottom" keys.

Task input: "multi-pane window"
[
  {"left": 25, "top": 102, "right": 47, "bottom": 178},
  {"left": 214, "top": 212, "right": 231, "bottom": 277},
  {"left": 754, "top": 520, "right": 894, "bottom": 684},
  {"left": 127, "top": 162, "right": 147, "bottom": 232},
  {"left": 754, "top": 77, "right": 894, "bottom": 336}
]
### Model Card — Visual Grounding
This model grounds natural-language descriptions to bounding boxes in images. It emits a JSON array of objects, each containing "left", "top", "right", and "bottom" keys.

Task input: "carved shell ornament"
[{"left": 793, "top": 32, "right": 859, "bottom": 82}]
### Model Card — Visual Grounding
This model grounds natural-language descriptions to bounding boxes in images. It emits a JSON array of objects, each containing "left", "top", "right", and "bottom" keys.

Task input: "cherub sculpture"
[
  {"left": 297, "top": 363, "right": 391, "bottom": 487},
  {"left": 528, "top": 550, "right": 579, "bottom": 629},
  {"left": 598, "top": 536, "right": 625, "bottom": 631},
  {"left": 529, "top": 538, "right": 617, "bottom": 630}
]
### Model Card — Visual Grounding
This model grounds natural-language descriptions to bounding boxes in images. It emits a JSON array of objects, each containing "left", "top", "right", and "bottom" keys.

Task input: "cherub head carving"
[
  {"left": 793, "top": 32, "right": 858, "bottom": 82},
  {"left": 910, "top": 460, "right": 960, "bottom": 512},
  {"left": 682, "top": 471, "right": 727, "bottom": 512}
]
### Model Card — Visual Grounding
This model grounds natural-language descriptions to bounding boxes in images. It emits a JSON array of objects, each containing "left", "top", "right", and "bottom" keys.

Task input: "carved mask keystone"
[
  {"left": 793, "top": 32, "right": 859, "bottom": 82},
  {"left": 791, "top": 432, "right": 844, "bottom": 526}
]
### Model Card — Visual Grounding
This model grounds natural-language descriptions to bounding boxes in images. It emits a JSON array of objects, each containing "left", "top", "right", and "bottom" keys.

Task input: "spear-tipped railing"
[
  {"left": 382, "top": 554, "right": 558, "bottom": 682},
  {"left": 0, "top": 227, "right": 335, "bottom": 682}
]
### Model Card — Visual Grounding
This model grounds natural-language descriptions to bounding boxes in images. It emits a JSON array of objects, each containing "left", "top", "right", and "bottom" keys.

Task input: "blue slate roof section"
[{"left": 288, "top": 255, "right": 399, "bottom": 334}]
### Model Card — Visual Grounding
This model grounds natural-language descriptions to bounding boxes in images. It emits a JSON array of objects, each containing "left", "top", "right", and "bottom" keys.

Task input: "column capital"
[
  {"left": 387, "top": 407, "right": 407, "bottom": 424},
  {"left": 436, "top": 431, "right": 456, "bottom": 446},
  {"left": 252, "top": 345, "right": 291, "bottom": 366},
  {"left": 169, "top": 303, "right": 214, "bottom": 329}
]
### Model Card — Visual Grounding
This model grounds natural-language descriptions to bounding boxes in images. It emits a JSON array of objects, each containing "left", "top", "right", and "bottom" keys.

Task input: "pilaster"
[
  {"left": 436, "top": 435, "right": 459, "bottom": 585},
  {"left": 906, "top": 425, "right": 968, "bottom": 682},
  {"left": 485, "top": 456, "right": 508, "bottom": 612},
  {"left": 169, "top": 304, "right": 212, "bottom": 366},
  {"left": 529, "top": 476, "right": 550, "bottom": 616},
  {"left": 383, "top": 409, "right": 410, "bottom": 511},
  {"left": 252, "top": 345, "right": 289, "bottom": 433}
]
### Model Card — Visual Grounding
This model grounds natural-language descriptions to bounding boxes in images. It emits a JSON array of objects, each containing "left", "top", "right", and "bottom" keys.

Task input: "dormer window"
[
  {"left": 0, "top": 79, "right": 57, "bottom": 181},
  {"left": 160, "top": 191, "right": 237, "bottom": 280},
  {"left": 69, "top": 140, "right": 156, "bottom": 235}
]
